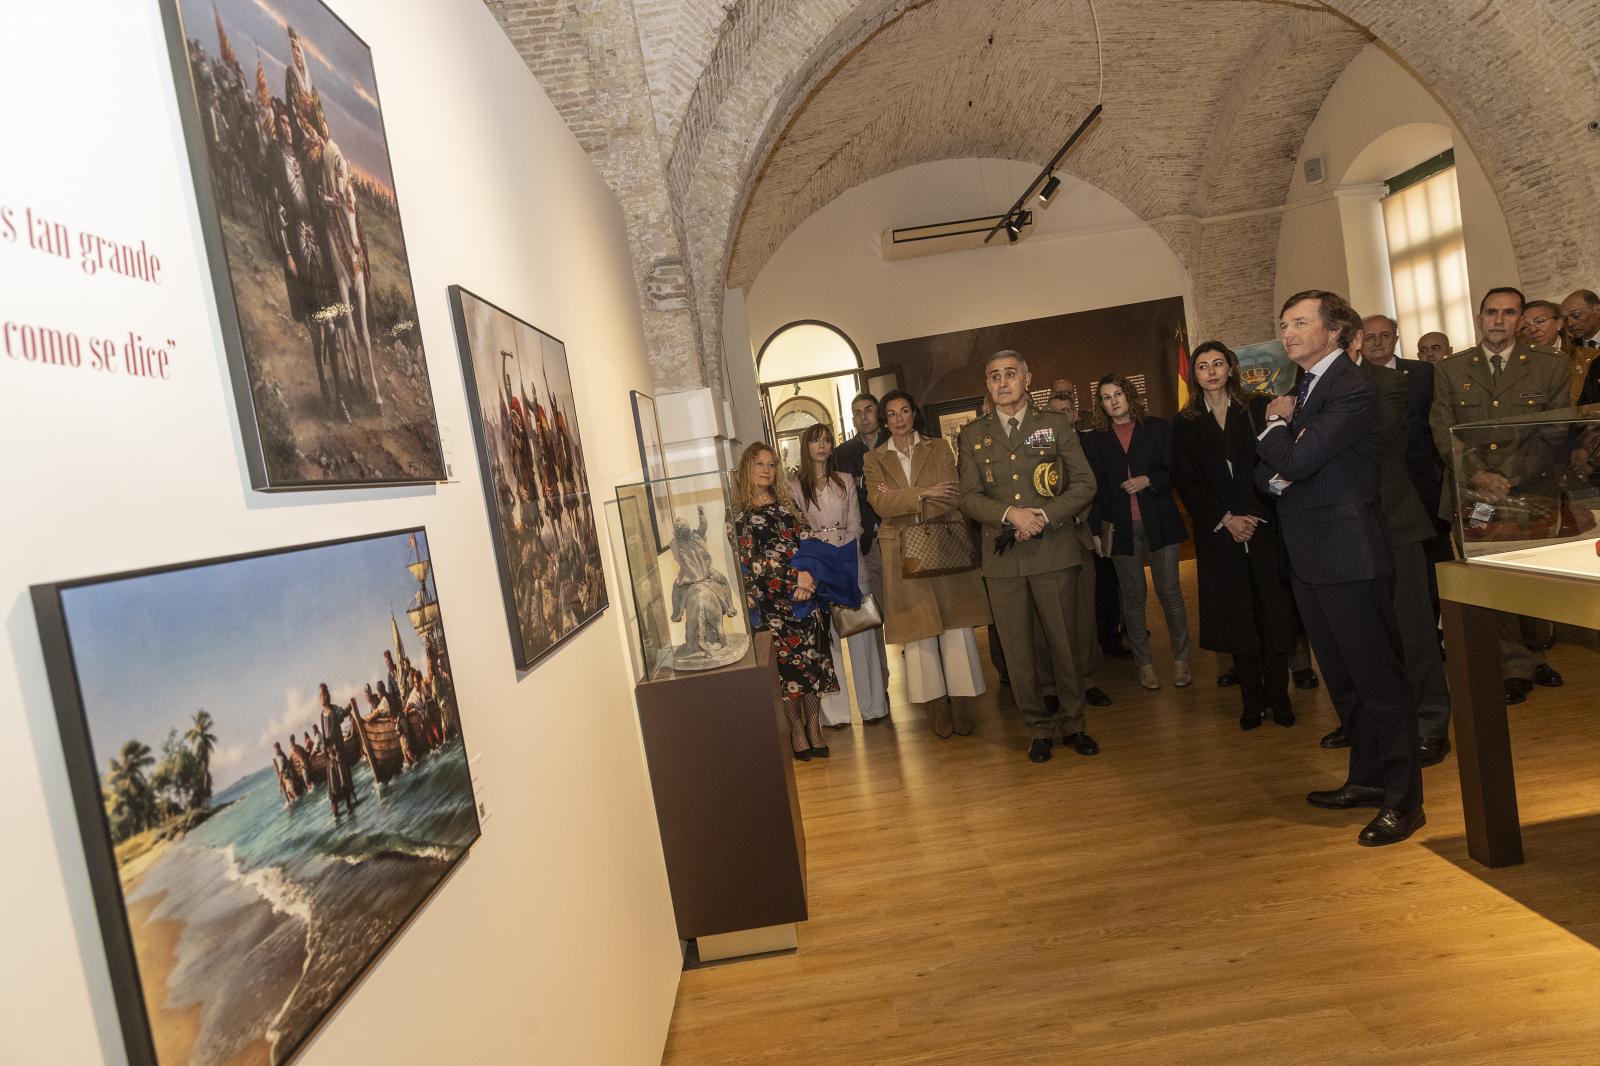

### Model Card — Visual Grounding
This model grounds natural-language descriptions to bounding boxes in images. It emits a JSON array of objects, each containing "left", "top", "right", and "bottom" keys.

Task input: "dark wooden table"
[{"left": 1437, "top": 559, "right": 1600, "bottom": 867}]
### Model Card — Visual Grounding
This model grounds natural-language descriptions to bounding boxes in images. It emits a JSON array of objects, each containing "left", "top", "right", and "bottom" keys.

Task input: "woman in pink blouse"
[{"left": 790, "top": 423, "right": 890, "bottom": 726}]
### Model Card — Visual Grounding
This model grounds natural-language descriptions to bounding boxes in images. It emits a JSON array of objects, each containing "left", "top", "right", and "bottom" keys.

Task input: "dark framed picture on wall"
[
  {"left": 924, "top": 395, "right": 983, "bottom": 451},
  {"left": 448, "top": 286, "right": 609, "bottom": 670},
  {"left": 866, "top": 363, "right": 901, "bottom": 401},
  {"left": 157, "top": 0, "right": 447, "bottom": 490},
  {"left": 630, "top": 390, "right": 673, "bottom": 552},
  {"left": 31, "top": 528, "right": 481, "bottom": 1066}
]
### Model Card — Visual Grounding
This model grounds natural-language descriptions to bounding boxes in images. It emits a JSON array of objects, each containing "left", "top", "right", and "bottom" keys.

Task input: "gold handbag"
[
  {"left": 830, "top": 593, "right": 883, "bottom": 637},
  {"left": 901, "top": 515, "right": 979, "bottom": 578}
]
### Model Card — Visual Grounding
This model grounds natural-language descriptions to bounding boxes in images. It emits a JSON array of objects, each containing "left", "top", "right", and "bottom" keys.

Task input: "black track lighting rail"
[{"left": 983, "top": 103, "right": 1104, "bottom": 245}]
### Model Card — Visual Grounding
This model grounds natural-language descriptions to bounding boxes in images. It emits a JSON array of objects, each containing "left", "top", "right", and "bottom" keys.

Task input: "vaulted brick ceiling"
[{"left": 725, "top": 0, "right": 1370, "bottom": 288}]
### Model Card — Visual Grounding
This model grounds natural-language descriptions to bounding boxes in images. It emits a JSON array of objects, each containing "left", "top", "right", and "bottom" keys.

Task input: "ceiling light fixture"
[{"left": 984, "top": 0, "right": 1104, "bottom": 244}]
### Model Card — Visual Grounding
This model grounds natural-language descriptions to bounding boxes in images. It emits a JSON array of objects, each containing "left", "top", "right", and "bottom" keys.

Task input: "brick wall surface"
[{"left": 486, "top": 0, "right": 1600, "bottom": 394}]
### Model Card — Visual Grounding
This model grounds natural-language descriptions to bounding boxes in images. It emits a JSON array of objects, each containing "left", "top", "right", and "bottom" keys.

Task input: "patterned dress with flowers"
[{"left": 735, "top": 501, "right": 839, "bottom": 700}]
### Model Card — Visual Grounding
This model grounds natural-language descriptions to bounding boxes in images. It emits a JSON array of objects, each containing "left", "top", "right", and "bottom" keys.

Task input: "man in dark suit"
[
  {"left": 1257, "top": 290, "right": 1423, "bottom": 847},
  {"left": 1364, "top": 315, "right": 1451, "bottom": 649},
  {"left": 1349, "top": 315, "right": 1453, "bottom": 767},
  {"left": 835, "top": 392, "right": 891, "bottom": 686}
]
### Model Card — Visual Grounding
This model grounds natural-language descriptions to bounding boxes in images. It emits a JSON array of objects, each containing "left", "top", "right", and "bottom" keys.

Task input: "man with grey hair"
[{"left": 958, "top": 350, "right": 1100, "bottom": 763}]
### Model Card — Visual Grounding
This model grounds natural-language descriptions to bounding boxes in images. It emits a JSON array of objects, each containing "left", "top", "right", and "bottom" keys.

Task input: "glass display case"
[
  {"left": 1449, "top": 408, "right": 1600, "bottom": 582},
  {"left": 605, "top": 469, "right": 753, "bottom": 681}
]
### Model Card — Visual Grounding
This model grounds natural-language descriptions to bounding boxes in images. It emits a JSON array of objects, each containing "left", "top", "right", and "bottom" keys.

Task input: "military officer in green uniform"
[
  {"left": 958, "top": 350, "right": 1099, "bottom": 763},
  {"left": 1429, "top": 286, "right": 1568, "bottom": 703}
]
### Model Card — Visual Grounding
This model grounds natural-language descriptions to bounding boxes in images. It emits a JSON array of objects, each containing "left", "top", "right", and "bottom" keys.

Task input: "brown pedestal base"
[{"left": 635, "top": 632, "right": 808, "bottom": 945}]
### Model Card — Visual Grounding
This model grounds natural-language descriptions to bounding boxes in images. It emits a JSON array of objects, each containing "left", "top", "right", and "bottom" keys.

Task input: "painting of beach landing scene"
[{"left": 34, "top": 529, "right": 479, "bottom": 1066}]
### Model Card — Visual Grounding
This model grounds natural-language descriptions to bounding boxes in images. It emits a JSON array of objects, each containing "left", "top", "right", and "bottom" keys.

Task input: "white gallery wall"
[
  {"left": 1274, "top": 42, "right": 1520, "bottom": 328},
  {"left": 741, "top": 158, "right": 1194, "bottom": 382},
  {"left": 0, "top": 1, "right": 681, "bottom": 1063}
]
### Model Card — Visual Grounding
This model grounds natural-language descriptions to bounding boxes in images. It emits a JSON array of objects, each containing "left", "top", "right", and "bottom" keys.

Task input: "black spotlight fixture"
[
  {"left": 1005, "top": 214, "right": 1023, "bottom": 241},
  {"left": 1038, "top": 174, "right": 1062, "bottom": 204}
]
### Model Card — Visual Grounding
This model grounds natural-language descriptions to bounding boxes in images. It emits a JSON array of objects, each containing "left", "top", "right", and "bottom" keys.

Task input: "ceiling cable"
[{"left": 1087, "top": 0, "right": 1103, "bottom": 104}]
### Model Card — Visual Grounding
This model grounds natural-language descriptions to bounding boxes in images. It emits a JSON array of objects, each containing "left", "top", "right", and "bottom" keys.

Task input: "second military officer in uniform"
[
  {"left": 1429, "top": 286, "right": 1568, "bottom": 703},
  {"left": 959, "top": 350, "right": 1100, "bottom": 763}
]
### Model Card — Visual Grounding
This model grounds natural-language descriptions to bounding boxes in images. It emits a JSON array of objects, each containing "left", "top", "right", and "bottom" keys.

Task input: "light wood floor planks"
[{"left": 661, "top": 563, "right": 1600, "bottom": 1065}]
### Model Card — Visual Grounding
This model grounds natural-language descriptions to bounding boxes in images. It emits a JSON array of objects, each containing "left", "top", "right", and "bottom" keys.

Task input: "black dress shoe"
[
  {"left": 1418, "top": 736, "right": 1450, "bottom": 767},
  {"left": 1358, "top": 807, "right": 1426, "bottom": 847},
  {"left": 1064, "top": 732, "right": 1099, "bottom": 756},
  {"left": 1319, "top": 726, "right": 1350, "bottom": 749},
  {"left": 1085, "top": 686, "right": 1112, "bottom": 707},
  {"left": 1307, "top": 783, "right": 1386, "bottom": 809},
  {"left": 1504, "top": 679, "right": 1529, "bottom": 705},
  {"left": 1271, "top": 705, "right": 1296, "bottom": 727},
  {"left": 1527, "top": 637, "right": 1555, "bottom": 652},
  {"left": 1217, "top": 671, "right": 1239, "bottom": 687},
  {"left": 809, "top": 746, "right": 830, "bottom": 758},
  {"left": 1239, "top": 711, "right": 1264, "bottom": 731},
  {"left": 1293, "top": 669, "right": 1320, "bottom": 690},
  {"left": 1533, "top": 664, "right": 1563, "bottom": 687},
  {"left": 1027, "top": 738, "right": 1053, "bottom": 763}
]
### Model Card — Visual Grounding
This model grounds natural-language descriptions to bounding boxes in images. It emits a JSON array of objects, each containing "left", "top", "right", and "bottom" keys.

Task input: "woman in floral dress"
[{"left": 734, "top": 442, "right": 839, "bottom": 761}]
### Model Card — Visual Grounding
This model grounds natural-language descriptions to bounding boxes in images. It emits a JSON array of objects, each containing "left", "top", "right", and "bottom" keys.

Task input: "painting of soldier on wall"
[
  {"left": 161, "top": 0, "right": 446, "bottom": 489},
  {"left": 448, "top": 287, "right": 609, "bottom": 670}
]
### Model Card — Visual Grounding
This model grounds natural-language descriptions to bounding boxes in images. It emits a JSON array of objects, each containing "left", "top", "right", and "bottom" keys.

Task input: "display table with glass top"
[
  {"left": 1440, "top": 408, "right": 1600, "bottom": 867},
  {"left": 606, "top": 471, "right": 807, "bottom": 960}
]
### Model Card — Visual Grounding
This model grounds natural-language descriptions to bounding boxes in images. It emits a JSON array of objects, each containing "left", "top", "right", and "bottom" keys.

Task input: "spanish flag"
[{"left": 1175, "top": 325, "right": 1191, "bottom": 410}]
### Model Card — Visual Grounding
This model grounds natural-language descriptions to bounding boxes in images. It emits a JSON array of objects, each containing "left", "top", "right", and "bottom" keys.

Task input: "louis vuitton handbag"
[
  {"left": 901, "top": 514, "right": 979, "bottom": 578},
  {"left": 830, "top": 593, "right": 883, "bottom": 637}
]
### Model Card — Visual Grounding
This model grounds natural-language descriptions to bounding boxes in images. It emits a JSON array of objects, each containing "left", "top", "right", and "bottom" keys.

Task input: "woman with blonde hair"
[
  {"left": 865, "top": 390, "right": 991, "bottom": 738},
  {"left": 789, "top": 422, "right": 890, "bottom": 727},
  {"left": 734, "top": 442, "right": 839, "bottom": 760}
]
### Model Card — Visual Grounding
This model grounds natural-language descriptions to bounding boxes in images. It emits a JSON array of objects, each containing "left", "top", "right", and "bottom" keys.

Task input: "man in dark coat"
[
  {"left": 1348, "top": 318, "right": 1452, "bottom": 767},
  {"left": 1257, "top": 290, "right": 1422, "bottom": 847}
]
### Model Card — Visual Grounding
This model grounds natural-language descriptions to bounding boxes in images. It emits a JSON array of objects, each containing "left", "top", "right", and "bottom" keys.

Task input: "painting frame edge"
[
  {"left": 446, "top": 284, "right": 609, "bottom": 673},
  {"left": 29, "top": 525, "right": 483, "bottom": 1066},
  {"left": 155, "top": 0, "right": 448, "bottom": 492}
]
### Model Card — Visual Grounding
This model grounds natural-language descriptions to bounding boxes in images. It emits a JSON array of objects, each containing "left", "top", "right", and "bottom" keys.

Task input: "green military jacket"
[
  {"left": 1428, "top": 341, "right": 1568, "bottom": 520},
  {"left": 957, "top": 406, "right": 1096, "bottom": 577}
]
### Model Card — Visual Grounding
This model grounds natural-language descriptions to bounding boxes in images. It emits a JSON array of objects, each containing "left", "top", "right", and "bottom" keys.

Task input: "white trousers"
[
  {"left": 901, "top": 627, "right": 985, "bottom": 704},
  {"left": 820, "top": 626, "right": 890, "bottom": 725}
]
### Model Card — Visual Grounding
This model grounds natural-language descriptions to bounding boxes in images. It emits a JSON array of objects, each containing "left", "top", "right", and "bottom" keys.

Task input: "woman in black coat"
[
  {"left": 1084, "top": 375, "right": 1192, "bottom": 691},
  {"left": 1170, "top": 342, "right": 1298, "bottom": 729}
]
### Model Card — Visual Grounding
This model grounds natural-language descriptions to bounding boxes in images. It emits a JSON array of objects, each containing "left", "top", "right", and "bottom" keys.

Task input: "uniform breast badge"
[
  {"left": 1024, "top": 427, "right": 1056, "bottom": 452},
  {"left": 1031, "top": 459, "right": 1063, "bottom": 497}
]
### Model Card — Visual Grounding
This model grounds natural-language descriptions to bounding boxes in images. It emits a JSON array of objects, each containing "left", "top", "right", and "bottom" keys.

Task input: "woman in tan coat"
[{"left": 865, "top": 390, "right": 991, "bottom": 737}]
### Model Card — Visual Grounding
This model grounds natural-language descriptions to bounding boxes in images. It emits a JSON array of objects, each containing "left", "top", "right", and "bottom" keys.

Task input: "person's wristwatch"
[{"left": 1266, "top": 414, "right": 1285, "bottom": 425}]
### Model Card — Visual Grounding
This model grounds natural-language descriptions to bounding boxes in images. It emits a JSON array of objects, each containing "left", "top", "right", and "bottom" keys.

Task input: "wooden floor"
[{"left": 661, "top": 564, "right": 1600, "bottom": 1065}]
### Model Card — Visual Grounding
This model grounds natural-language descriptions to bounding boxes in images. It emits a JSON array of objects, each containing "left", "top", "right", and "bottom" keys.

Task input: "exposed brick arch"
[
  {"left": 1317, "top": 0, "right": 1600, "bottom": 298},
  {"left": 488, "top": 0, "right": 1600, "bottom": 396}
]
